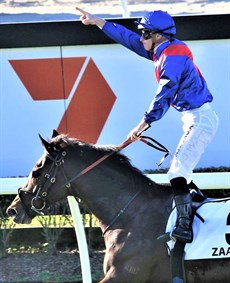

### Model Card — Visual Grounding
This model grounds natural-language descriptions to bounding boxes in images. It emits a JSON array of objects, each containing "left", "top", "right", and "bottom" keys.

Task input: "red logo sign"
[{"left": 9, "top": 57, "right": 116, "bottom": 143}]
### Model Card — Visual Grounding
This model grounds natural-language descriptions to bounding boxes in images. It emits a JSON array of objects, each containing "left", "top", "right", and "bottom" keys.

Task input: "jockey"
[{"left": 77, "top": 8, "right": 219, "bottom": 243}]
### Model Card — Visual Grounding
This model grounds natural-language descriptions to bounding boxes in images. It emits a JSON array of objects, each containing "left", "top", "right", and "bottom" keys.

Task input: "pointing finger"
[{"left": 76, "top": 7, "right": 88, "bottom": 15}]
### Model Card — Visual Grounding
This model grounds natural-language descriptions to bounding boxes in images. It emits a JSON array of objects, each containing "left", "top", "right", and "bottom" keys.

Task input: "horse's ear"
[
  {"left": 52, "top": 129, "right": 59, "bottom": 138},
  {"left": 39, "top": 134, "right": 55, "bottom": 155}
]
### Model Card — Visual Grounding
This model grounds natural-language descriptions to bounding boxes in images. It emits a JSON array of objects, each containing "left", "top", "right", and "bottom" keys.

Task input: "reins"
[
  {"left": 63, "top": 135, "right": 170, "bottom": 187},
  {"left": 60, "top": 138, "right": 132, "bottom": 187},
  {"left": 139, "top": 136, "right": 170, "bottom": 166},
  {"left": 102, "top": 188, "right": 142, "bottom": 237}
]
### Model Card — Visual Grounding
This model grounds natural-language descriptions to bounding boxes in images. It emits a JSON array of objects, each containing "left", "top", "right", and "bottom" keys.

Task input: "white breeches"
[{"left": 167, "top": 103, "right": 219, "bottom": 182}]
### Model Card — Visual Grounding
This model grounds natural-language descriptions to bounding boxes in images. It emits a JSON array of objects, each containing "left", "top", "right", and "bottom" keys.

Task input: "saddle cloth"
[{"left": 166, "top": 197, "right": 230, "bottom": 260}]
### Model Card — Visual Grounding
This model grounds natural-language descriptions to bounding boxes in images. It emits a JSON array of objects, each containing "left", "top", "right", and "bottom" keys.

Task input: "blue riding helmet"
[{"left": 136, "top": 10, "right": 176, "bottom": 37}]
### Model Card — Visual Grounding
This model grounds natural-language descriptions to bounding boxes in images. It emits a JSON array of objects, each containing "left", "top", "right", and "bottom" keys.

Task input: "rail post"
[{"left": 67, "top": 196, "right": 92, "bottom": 283}]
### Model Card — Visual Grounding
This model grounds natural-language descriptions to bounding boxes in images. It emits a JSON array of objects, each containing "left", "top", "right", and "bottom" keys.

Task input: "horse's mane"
[
  {"left": 50, "top": 134, "right": 171, "bottom": 194},
  {"left": 51, "top": 135, "right": 150, "bottom": 179}
]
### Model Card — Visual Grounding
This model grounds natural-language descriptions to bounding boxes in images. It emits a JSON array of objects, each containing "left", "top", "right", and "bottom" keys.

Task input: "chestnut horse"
[{"left": 7, "top": 131, "right": 230, "bottom": 283}]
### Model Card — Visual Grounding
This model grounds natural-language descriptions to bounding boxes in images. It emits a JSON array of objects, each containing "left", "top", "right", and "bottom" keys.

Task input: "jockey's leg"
[
  {"left": 167, "top": 103, "right": 219, "bottom": 243},
  {"left": 170, "top": 177, "right": 193, "bottom": 243}
]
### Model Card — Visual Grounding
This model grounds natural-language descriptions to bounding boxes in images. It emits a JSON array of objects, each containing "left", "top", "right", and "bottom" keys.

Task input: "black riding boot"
[{"left": 171, "top": 193, "right": 193, "bottom": 243}]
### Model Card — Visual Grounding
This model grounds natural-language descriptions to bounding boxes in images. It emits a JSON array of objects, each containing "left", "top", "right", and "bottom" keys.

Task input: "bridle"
[
  {"left": 18, "top": 150, "right": 71, "bottom": 216},
  {"left": 18, "top": 135, "right": 170, "bottom": 223}
]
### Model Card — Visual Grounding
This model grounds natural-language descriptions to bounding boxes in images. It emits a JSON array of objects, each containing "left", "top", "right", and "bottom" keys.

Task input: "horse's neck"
[
  {"left": 73, "top": 175, "right": 172, "bottom": 236},
  {"left": 76, "top": 180, "right": 131, "bottom": 227},
  {"left": 67, "top": 148, "right": 173, "bottom": 232}
]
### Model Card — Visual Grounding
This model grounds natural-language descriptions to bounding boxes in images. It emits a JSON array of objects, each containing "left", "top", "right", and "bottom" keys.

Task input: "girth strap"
[{"left": 171, "top": 241, "right": 186, "bottom": 283}]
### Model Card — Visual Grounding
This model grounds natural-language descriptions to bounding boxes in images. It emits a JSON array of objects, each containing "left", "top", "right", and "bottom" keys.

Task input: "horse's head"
[{"left": 7, "top": 130, "right": 71, "bottom": 224}]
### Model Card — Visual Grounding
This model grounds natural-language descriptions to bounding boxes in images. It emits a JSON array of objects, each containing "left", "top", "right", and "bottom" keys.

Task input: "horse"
[{"left": 6, "top": 130, "right": 230, "bottom": 283}]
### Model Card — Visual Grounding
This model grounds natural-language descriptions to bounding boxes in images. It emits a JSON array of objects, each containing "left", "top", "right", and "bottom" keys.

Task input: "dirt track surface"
[{"left": 0, "top": 249, "right": 104, "bottom": 282}]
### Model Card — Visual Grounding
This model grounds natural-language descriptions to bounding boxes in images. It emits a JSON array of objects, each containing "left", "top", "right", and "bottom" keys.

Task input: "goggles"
[
  {"left": 140, "top": 25, "right": 176, "bottom": 40},
  {"left": 141, "top": 29, "right": 155, "bottom": 40}
]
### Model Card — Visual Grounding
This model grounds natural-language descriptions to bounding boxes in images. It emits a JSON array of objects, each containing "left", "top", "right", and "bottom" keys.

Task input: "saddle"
[{"left": 162, "top": 182, "right": 230, "bottom": 258}]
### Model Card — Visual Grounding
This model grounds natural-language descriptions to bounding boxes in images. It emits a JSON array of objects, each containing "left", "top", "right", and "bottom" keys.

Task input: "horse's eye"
[{"left": 32, "top": 170, "right": 41, "bottom": 178}]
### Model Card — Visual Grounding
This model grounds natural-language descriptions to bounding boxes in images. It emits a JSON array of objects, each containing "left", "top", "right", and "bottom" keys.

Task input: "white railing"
[
  {"left": 147, "top": 172, "right": 230, "bottom": 189},
  {"left": 67, "top": 196, "right": 92, "bottom": 283},
  {"left": 1, "top": 173, "right": 229, "bottom": 195}
]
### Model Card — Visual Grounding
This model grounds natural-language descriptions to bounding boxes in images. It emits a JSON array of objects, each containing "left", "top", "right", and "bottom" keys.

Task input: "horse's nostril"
[{"left": 6, "top": 208, "right": 17, "bottom": 217}]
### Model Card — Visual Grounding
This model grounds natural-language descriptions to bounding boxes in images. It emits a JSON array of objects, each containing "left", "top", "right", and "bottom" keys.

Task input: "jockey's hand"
[
  {"left": 127, "top": 121, "right": 150, "bottom": 141},
  {"left": 76, "top": 7, "right": 106, "bottom": 28}
]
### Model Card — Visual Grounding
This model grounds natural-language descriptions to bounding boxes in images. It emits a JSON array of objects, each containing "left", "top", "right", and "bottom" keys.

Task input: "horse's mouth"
[{"left": 7, "top": 207, "right": 32, "bottom": 224}]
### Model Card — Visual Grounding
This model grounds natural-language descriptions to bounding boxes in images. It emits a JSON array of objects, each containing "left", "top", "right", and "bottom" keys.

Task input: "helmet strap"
[
  {"left": 150, "top": 39, "right": 156, "bottom": 52},
  {"left": 150, "top": 33, "right": 162, "bottom": 51}
]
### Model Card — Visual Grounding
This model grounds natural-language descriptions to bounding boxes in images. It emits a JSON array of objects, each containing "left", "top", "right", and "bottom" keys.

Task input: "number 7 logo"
[{"left": 9, "top": 57, "right": 116, "bottom": 143}]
